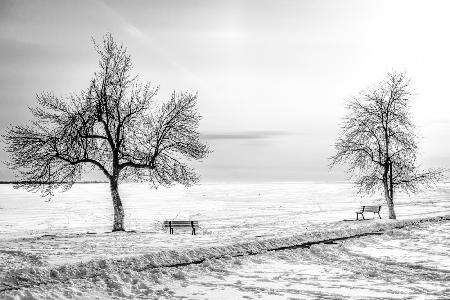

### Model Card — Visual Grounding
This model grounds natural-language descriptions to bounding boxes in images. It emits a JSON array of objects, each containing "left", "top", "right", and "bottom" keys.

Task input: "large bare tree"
[
  {"left": 330, "top": 72, "right": 442, "bottom": 219},
  {"left": 3, "top": 34, "right": 209, "bottom": 231}
]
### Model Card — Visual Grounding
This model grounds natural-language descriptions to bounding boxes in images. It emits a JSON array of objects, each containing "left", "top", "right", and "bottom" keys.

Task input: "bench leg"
[
  {"left": 192, "top": 228, "right": 196, "bottom": 235},
  {"left": 356, "top": 212, "right": 365, "bottom": 220},
  {"left": 170, "top": 228, "right": 173, "bottom": 234},
  {"left": 356, "top": 212, "right": 364, "bottom": 220}
]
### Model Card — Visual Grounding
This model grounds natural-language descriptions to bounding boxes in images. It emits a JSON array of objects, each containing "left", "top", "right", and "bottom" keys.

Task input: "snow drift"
[{"left": 1, "top": 215, "right": 449, "bottom": 294}]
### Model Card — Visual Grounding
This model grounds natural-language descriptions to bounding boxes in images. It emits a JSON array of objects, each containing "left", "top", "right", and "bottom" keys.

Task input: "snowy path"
[
  {"left": 170, "top": 220, "right": 450, "bottom": 299},
  {"left": 1, "top": 216, "right": 449, "bottom": 299}
]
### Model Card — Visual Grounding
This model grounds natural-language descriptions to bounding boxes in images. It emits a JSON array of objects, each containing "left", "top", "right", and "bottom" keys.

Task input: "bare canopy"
[
  {"left": 3, "top": 33, "right": 209, "bottom": 231},
  {"left": 330, "top": 72, "right": 442, "bottom": 219}
]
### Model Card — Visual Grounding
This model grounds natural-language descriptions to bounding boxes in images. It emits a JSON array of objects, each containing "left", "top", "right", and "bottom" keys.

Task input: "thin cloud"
[{"left": 202, "top": 130, "right": 291, "bottom": 140}]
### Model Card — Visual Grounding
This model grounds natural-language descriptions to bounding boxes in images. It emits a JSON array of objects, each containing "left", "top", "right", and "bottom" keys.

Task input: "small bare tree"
[
  {"left": 3, "top": 34, "right": 209, "bottom": 231},
  {"left": 330, "top": 72, "right": 442, "bottom": 219}
]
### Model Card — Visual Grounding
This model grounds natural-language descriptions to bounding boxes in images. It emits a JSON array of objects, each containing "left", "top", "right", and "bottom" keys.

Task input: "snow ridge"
[{"left": 1, "top": 215, "right": 449, "bottom": 293}]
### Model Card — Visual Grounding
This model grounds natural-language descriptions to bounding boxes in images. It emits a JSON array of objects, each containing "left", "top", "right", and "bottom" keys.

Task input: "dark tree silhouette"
[
  {"left": 3, "top": 34, "right": 209, "bottom": 231},
  {"left": 330, "top": 72, "right": 442, "bottom": 219}
]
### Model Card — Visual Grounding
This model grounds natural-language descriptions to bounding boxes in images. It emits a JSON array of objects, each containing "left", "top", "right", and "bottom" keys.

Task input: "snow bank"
[{"left": 1, "top": 215, "right": 448, "bottom": 294}]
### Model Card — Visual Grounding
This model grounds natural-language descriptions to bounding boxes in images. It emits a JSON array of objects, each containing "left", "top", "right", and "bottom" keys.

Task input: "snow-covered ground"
[
  {"left": 1, "top": 182, "right": 449, "bottom": 237},
  {"left": 168, "top": 220, "right": 450, "bottom": 300},
  {"left": 1, "top": 217, "right": 449, "bottom": 299},
  {"left": 1, "top": 182, "right": 449, "bottom": 299}
]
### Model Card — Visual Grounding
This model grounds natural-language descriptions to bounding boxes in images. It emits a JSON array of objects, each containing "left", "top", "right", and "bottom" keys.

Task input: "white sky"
[{"left": 0, "top": 0, "right": 449, "bottom": 182}]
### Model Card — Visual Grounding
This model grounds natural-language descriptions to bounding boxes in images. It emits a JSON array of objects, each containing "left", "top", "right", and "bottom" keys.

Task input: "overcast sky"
[{"left": 0, "top": 0, "right": 449, "bottom": 182}]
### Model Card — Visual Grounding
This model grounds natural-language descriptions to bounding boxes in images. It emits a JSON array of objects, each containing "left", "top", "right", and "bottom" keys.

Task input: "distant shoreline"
[
  {"left": 0, "top": 181, "right": 108, "bottom": 184},
  {"left": 0, "top": 180, "right": 449, "bottom": 185}
]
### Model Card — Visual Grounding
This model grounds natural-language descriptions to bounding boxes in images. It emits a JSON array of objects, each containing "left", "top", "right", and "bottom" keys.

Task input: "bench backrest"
[
  {"left": 163, "top": 220, "right": 199, "bottom": 227},
  {"left": 360, "top": 205, "right": 381, "bottom": 213}
]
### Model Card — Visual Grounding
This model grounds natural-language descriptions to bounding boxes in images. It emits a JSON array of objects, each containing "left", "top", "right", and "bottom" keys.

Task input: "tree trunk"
[
  {"left": 385, "top": 190, "right": 396, "bottom": 219},
  {"left": 384, "top": 162, "right": 396, "bottom": 219},
  {"left": 110, "top": 178, "right": 125, "bottom": 231}
]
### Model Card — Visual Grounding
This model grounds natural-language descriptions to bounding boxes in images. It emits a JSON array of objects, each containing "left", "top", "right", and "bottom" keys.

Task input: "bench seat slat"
[
  {"left": 164, "top": 224, "right": 199, "bottom": 228},
  {"left": 356, "top": 205, "right": 381, "bottom": 212},
  {"left": 364, "top": 207, "right": 380, "bottom": 212},
  {"left": 163, "top": 221, "right": 198, "bottom": 224},
  {"left": 163, "top": 221, "right": 199, "bottom": 227},
  {"left": 163, "top": 220, "right": 198, "bottom": 222}
]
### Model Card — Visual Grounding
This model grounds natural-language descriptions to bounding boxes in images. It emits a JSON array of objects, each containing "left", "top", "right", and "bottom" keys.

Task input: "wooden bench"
[
  {"left": 356, "top": 205, "right": 382, "bottom": 220},
  {"left": 163, "top": 220, "right": 199, "bottom": 235}
]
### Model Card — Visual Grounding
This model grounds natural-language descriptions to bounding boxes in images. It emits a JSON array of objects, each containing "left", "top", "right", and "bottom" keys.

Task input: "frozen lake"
[{"left": 1, "top": 182, "right": 450, "bottom": 237}]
